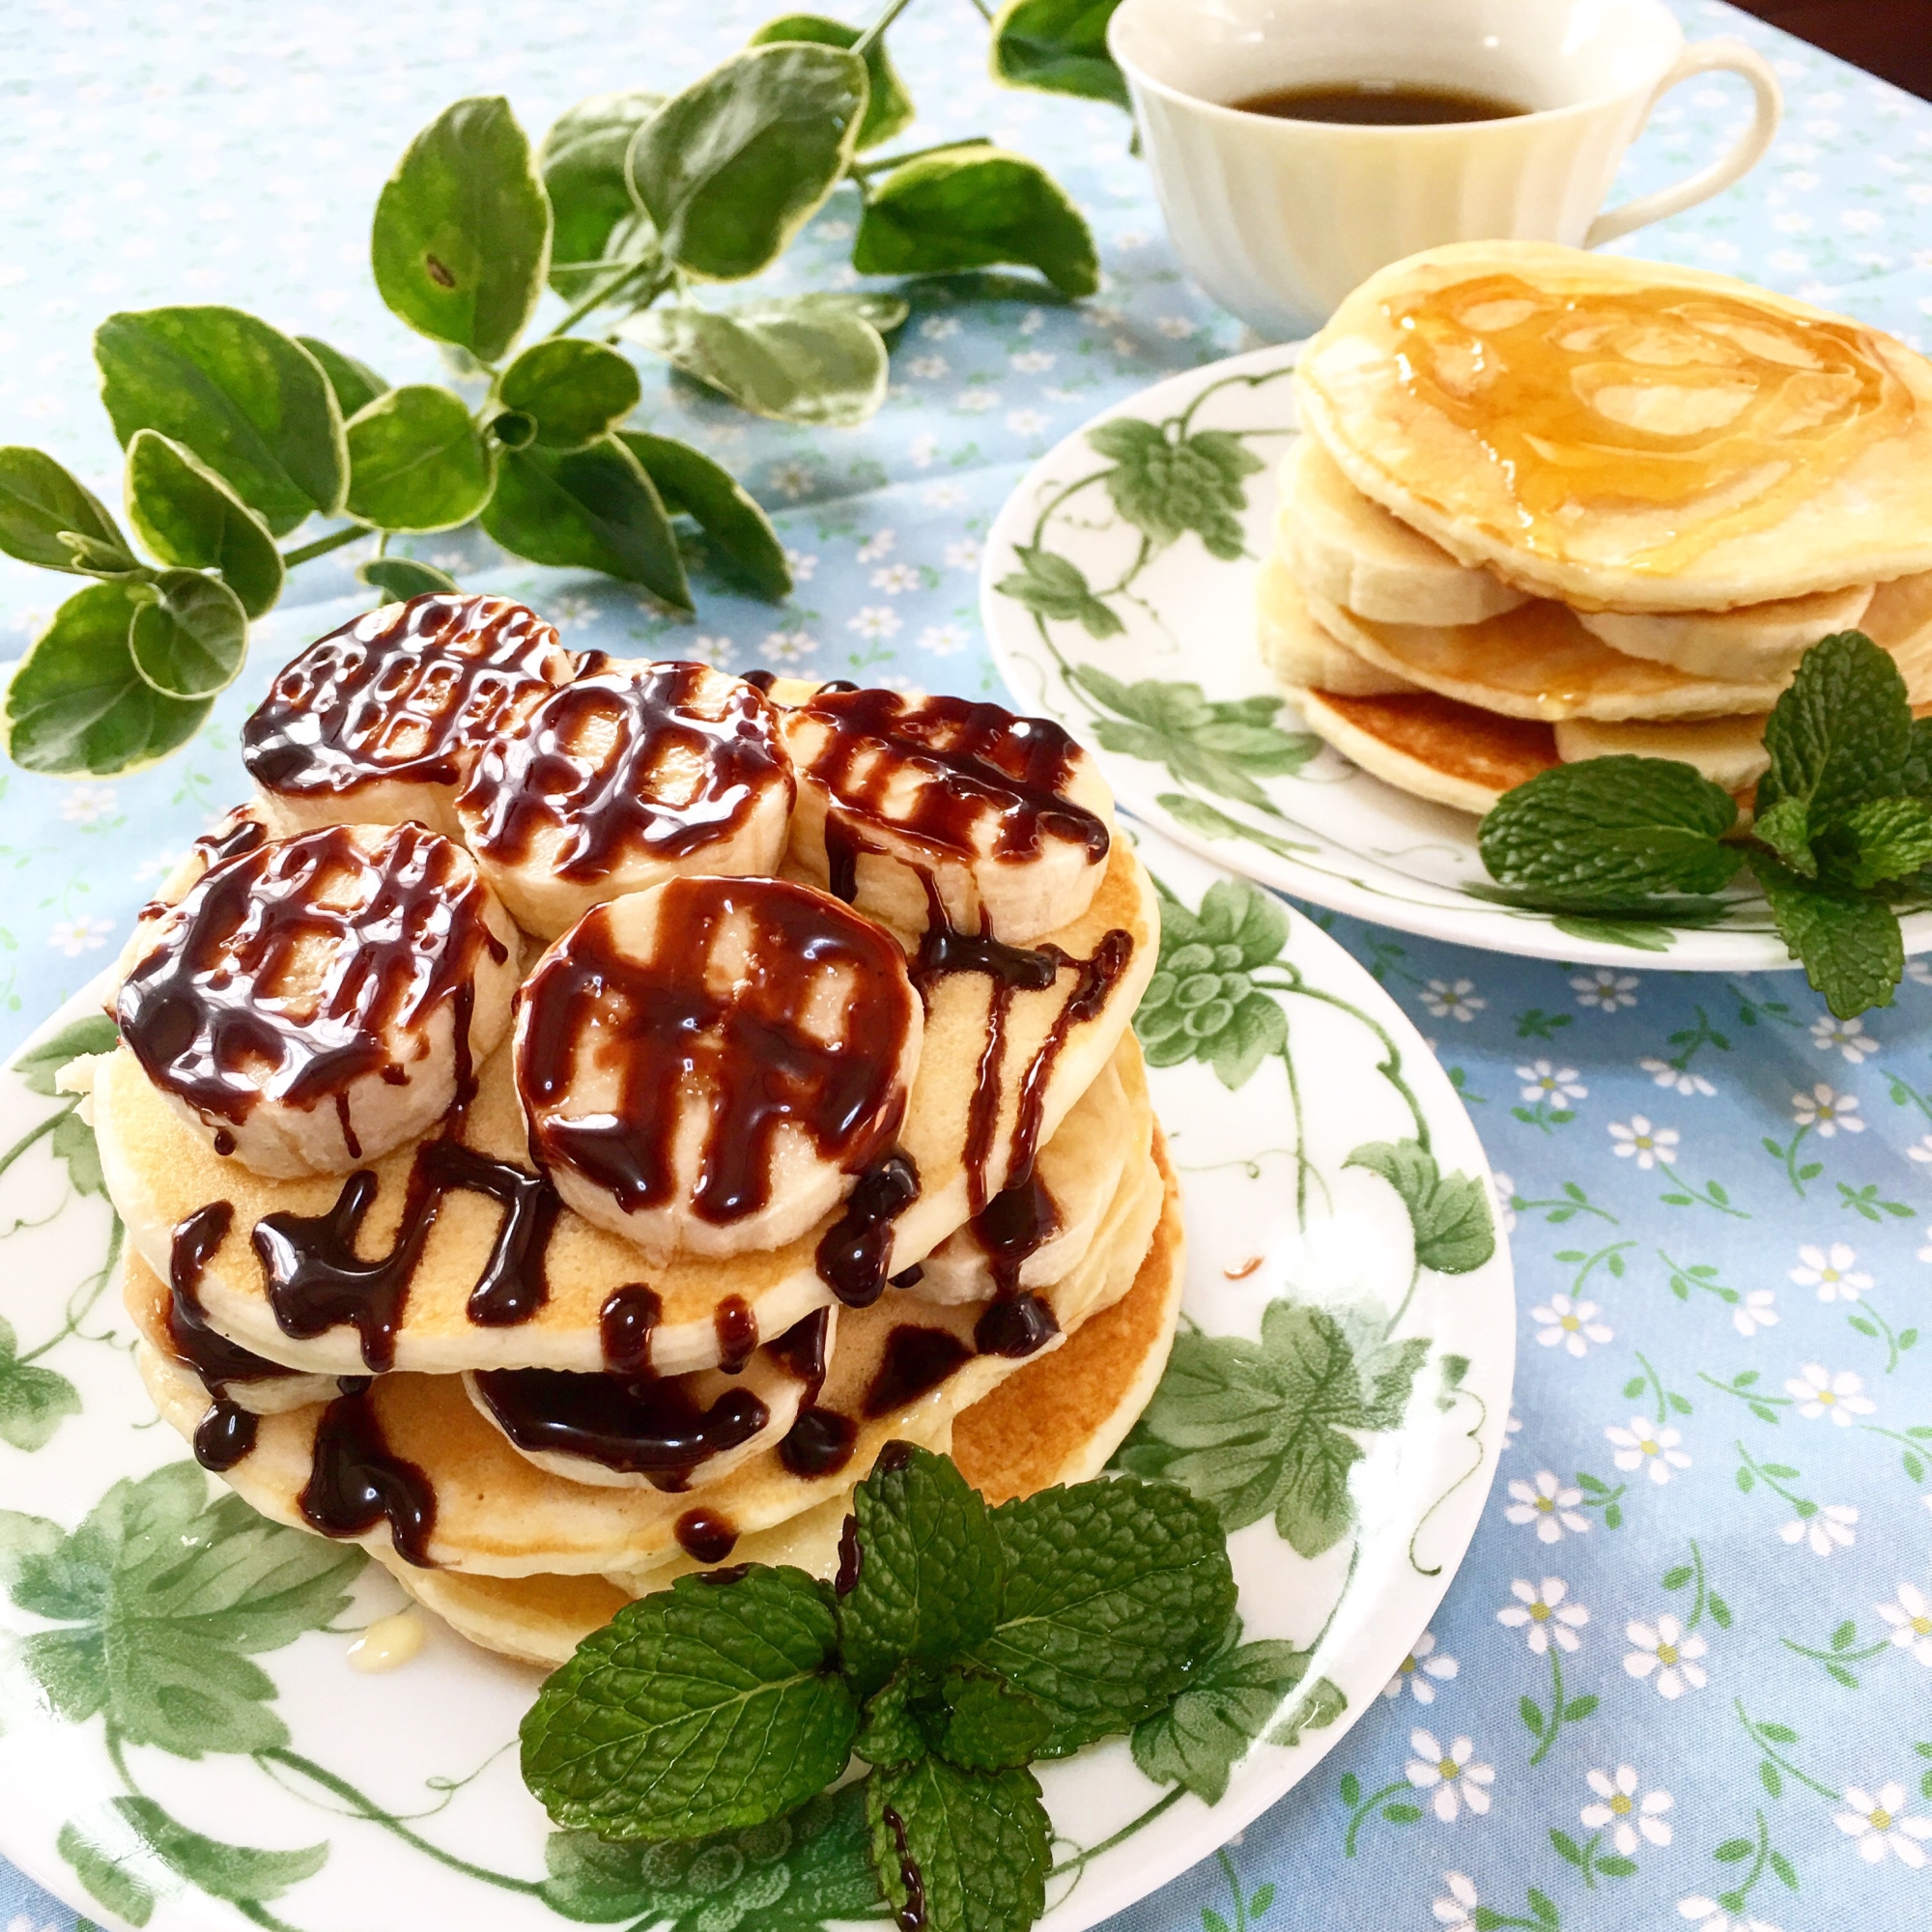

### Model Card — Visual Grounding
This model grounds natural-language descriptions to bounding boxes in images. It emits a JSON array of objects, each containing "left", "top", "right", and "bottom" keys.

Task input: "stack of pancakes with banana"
[
  {"left": 72, "top": 592, "right": 1178, "bottom": 1668},
  {"left": 1259, "top": 242, "right": 1932, "bottom": 815}
]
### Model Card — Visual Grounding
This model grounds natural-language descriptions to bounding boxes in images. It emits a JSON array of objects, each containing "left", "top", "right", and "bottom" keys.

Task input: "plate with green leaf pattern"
[
  {"left": 980, "top": 343, "right": 1932, "bottom": 972},
  {"left": 0, "top": 826, "right": 1512, "bottom": 1932}
]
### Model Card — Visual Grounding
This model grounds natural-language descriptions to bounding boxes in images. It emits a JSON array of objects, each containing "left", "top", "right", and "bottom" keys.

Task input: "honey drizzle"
[{"left": 1387, "top": 271, "right": 1915, "bottom": 572}]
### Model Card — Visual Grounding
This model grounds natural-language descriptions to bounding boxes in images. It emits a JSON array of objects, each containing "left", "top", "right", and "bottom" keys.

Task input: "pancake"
[
  {"left": 1295, "top": 242, "right": 1932, "bottom": 612},
  {"left": 1274, "top": 438, "right": 1526, "bottom": 628},
  {"left": 362, "top": 1132, "right": 1184, "bottom": 1667},
  {"left": 1296, "top": 688, "right": 1557, "bottom": 815},
  {"left": 1307, "top": 574, "right": 1932, "bottom": 724},
  {"left": 1256, "top": 554, "right": 1419, "bottom": 698},
  {"left": 132, "top": 1109, "right": 1167, "bottom": 1579},
  {"left": 90, "top": 838, "right": 1159, "bottom": 1379}
]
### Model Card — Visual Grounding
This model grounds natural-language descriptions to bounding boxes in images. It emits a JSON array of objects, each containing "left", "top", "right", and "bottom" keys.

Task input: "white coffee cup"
[{"left": 1108, "top": 0, "right": 1782, "bottom": 341}]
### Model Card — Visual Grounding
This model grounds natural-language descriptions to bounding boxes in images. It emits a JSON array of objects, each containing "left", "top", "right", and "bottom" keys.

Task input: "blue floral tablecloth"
[{"left": 2, "top": 2, "right": 1930, "bottom": 1928}]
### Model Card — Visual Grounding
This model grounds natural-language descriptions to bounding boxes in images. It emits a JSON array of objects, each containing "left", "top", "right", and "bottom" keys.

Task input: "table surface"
[{"left": 2, "top": 4, "right": 1930, "bottom": 1929}]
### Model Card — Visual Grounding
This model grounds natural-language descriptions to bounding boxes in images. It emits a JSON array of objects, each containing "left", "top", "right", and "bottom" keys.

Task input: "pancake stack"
[
  {"left": 76, "top": 593, "right": 1179, "bottom": 1667},
  {"left": 1260, "top": 242, "right": 1932, "bottom": 815}
]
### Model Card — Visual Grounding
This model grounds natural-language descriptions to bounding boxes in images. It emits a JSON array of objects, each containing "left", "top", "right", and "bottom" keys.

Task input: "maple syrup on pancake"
[{"left": 1385, "top": 271, "right": 1915, "bottom": 573}]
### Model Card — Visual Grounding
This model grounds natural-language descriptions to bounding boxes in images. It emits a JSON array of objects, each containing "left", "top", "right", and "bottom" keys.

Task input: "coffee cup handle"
[{"left": 1584, "top": 39, "right": 1783, "bottom": 249}]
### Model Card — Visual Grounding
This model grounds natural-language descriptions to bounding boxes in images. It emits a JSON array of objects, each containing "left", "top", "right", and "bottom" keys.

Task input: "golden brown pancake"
[
  {"left": 1296, "top": 688, "right": 1557, "bottom": 814},
  {"left": 1295, "top": 242, "right": 1932, "bottom": 611}
]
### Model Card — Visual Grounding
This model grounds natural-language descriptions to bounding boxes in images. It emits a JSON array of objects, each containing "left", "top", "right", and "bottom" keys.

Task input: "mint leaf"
[
  {"left": 969, "top": 1476, "right": 1234, "bottom": 1754},
  {"left": 1130, "top": 1614, "right": 1309, "bottom": 1803},
  {"left": 855, "top": 1670, "right": 934, "bottom": 1769},
  {"left": 1344, "top": 1139, "right": 1494, "bottom": 1274},
  {"left": 936, "top": 1671, "right": 1053, "bottom": 1773},
  {"left": 1840, "top": 795, "right": 1932, "bottom": 889},
  {"left": 521, "top": 1566, "right": 858, "bottom": 1840},
  {"left": 1751, "top": 795, "right": 1815, "bottom": 877},
  {"left": 1902, "top": 716, "right": 1932, "bottom": 795},
  {"left": 1759, "top": 629, "right": 1909, "bottom": 826},
  {"left": 1112, "top": 1299, "right": 1427, "bottom": 1558},
  {"left": 1478, "top": 755, "right": 1741, "bottom": 902},
  {"left": 838, "top": 1444, "right": 1002, "bottom": 1698},
  {"left": 866, "top": 1757, "right": 1049, "bottom": 1932},
  {"left": 1751, "top": 852, "right": 1902, "bottom": 1020}
]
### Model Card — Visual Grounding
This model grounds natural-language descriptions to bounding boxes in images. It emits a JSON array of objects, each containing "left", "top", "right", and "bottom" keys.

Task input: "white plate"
[
  {"left": 980, "top": 343, "right": 1932, "bottom": 972},
  {"left": 0, "top": 826, "right": 1512, "bottom": 1932}
]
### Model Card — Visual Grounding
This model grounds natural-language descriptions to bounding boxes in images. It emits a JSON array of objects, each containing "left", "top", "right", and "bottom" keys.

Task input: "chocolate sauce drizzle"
[
  {"left": 242, "top": 593, "right": 568, "bottom": 798},
  {"left": 194, "top": 1402, "right": 259, "bottom": 1472},
  {"left": 601, "top": 1283, "right": 662, "bottom": 1375},
  {"left": 518, "top": 877, "right": 917, "bottom": 1230},
  {"left": 117, "top": 822, "right": 507, "bottom": 1134},
  {"left": 967, "top": 1171, "right": 1063, "bottom": 1359},
  {"left": 299, "top": 1386, "right": 439, "bottom": 1566},
  {"left": 863, "top": 1326, "right": 974, "bottom": 1418},
  {"left": 473, "top": 1367, "right": 771, "bottom": 1489},
  {"left": 796, "top": 686, "right": 1110, "bottom": 870},
  {"left": 457, "top": 664, "right": 792, "bottom": 879},
  {"left": 814, "top": 1151, "right": 920, "bottom": 1309},
  {"left": 674, "top": 1507, "right": 739, "bottom": 1563},
  {"left": 253, "top": 1139, "right": 563, "bottom": 1372},
  {"left": 882, "top": 1804, "right": 926, "bottom": 1932},
  {"left": 773, "top": 1308, "right": 855, "bottom": 1477},
  {"left": 166, "top": 1201, "right": 296, "bottom": 1392}
]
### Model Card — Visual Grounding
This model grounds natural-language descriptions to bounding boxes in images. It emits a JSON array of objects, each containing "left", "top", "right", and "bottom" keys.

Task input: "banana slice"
[
  {"left": 781, "top": 685, "right": 1115, "bottom": 944},
  {"left": 1554, "top": 713, "right": 1772, "bottom": 793},
  {"left": 516, "top": 876, "right": 923, "bottom": 1261},
  {"left": 116, "top": 822, "right": 521, "bottom": 1178},
  {"left": 1277, "top": 437, "right": 1528, "bottom": 627},
  {"left": 1256, "top": 553, "right": 1419, "bottom": 696},
  {"left": 242, "top": 593, "right": 577, "bottom": 837},
  {"left": 454, "top": 661, "right": 795, "bottom": 940},
  {"left": 462, "top": 1309, "right": 834, "bottom": 1492},
  {"left": 1574, "top": 584, "right": 1876, "bottom": 681}
]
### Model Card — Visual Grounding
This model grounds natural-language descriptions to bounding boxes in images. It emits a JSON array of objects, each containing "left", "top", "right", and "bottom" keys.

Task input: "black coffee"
[{"left": 1232, "top": 82, "right": 1528, "bottom": 125}]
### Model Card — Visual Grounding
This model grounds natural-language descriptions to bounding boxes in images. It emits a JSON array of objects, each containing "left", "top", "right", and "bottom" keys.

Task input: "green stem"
[
  {"left": 1527, "top": 1644, "right": 1566, "bottom": 1768},
  {"left": 852, "top": 0, "right": 918, "bottom": 57},
  {"left": 237, "top": 1904, "right": 310, "bottom": 1932},
  {"left": 1217, "top": 1848, "right": 1247, "bottom": 1932},
  {"left": 1778, "top": 1122, "right": 1813, "bottom": 1197},
  {"left": 1279, "top": 1037, "right": 1310, "bottom": 1232},
  {"left": 546, "top": 258, "right": 669, "bottom": 339},
  {"left": 1781, "top": 1634, "right": 1889, "bottom": 1664},
  {"left": 1409, "top": 1382, "right": 1489, "bottom": 1576},
  {"left": 1027, "top": 469, "right": 1115, "bottom": 549},
  {"left": 1684, "top": 1537, "right": 1709, "bottom": 1633},
  {"left": 1656, "top": 1162, "right": 1749, "bottom": 1218},
  {"left": 256, "top": 1748, "right": 544, "bottom": 1895},
  {"left": 1575, "top": 1240, "right": 1635, "bottom": 1296},
  {"left": 1852, "top": 1299, "right": 1904, "bottom": 1374},
  {"left": 1512, "top": 1191, "right": 1618, "bottom": 1226},
  {"left": 962, "top": 0, "right": 992, "bottom": 17},
  {"left": 1343, "top": 1778, "right": 1411, "bottom": 1857},
  {"left": 0, "top": 1107, "right": 62, "bottom": 1181},
  {"left": 1048, "top": 1785, "right": 1185, "bottom": 1875},
  {"left": 851, "top": 135, "right": 992, "bottom": 177},
  {"left": 1735, "top": 1704, "right": 1840, "bottom": 1800},
  {"left": 1633, "top": 1351, "right": 1672, "bottom": 1427},
  {"left": 281, "top": 525, "right": 367, "bottom": 569},
  {"left": 1253, "top": 974, "right": 1428, "bottom": 1149},
  {"left": 1735, "top": 1440, "right": 1810, "bottom": 1513},
  {"left": 1697, "top": 1372, "right": 1791, "bottom": 1413}
]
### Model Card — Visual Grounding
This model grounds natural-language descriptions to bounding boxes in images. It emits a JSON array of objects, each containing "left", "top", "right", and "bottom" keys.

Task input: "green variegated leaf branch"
[{"left": 3, "top": 0, "right": 1108, "bottom": 779}]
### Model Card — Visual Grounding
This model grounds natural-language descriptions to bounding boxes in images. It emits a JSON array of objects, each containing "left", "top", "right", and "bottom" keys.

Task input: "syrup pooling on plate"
[
  {"left": 1387, "top": 272, "right": 1916, "bottom": 573},
  {"left": 456, "top": 663, "right": 796, "bottom": 939},
  {"left": 786, "top": 687, "right": 1114, "bottom": 942},
  {"left": 116, "top": 822, "right": 518, "bottom": 1177},
  {"left": 516, "top": 876, "right": 923, "bottom": 1259}
]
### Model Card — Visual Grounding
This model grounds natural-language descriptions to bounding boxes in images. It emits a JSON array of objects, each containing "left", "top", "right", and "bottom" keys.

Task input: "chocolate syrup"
[
  {"left": 117, "top": 822, "right": 507, "bottom": 1133},
  {"left": 778, "top": 1406, "right": 857, "bottom": 1478},
  {"left": 165, "top": 1201, "right": 297, "bottom": 1390},
  {"left": 601, "top": 1284, "right": 662, "bottom": 1376},
  {"left": 768, "top": 1309, "right": 833, "bottom": 1394},
  {"left": 242, "top": 593, "right": 568, "bottom": 799},
  {"left": 674, "top": 1507, "right": 739, "bottom": 1563},
  {"left": 193, "top": 1400, "right": 259, "bottom": 1471},
  {"left": 472, "top": 1367, "right": 771, "bottom": 1487},
  {"left": 966, "top": 1172, "right": 1062, "bottom": 1358},
  {"left": 713, "top": 1295, "right": 758, "bottom": 1375},
  {"left": 518, "top": 877, "right": 917, "bottom": 1230},
  {"left": 299, "top": 1386, "right": 438, "bottom": 1566},
  {"left": 253, "top": 1142, "right": 564, "bottom": 1372},
  {"left": 882, "top": 1804, "right": 926, "bottom": 1932},
  {"left": 974, "top": 1293, "right": 1059, "bottom": 1359},
  {"left": 814, "top": 1151, "right": 920, "bottom": 1308},
  {"left": 743, "top": 668, "right": 778, "bottom": 695},
  {"left": 863, "top": 1326, "right": 973, "bottom": 1417},
  {"left": 697, "top": 1564, "right": 752, "bottom": 1586},
  {"left": 795, "top": 687, "right": 1110, "bottom": 869},
  {"left": 457, "top": 665, "right": 793, "bottom": 880},
  {"left": 835, "top": 1513, "right": 863, "bottom": 1594}
]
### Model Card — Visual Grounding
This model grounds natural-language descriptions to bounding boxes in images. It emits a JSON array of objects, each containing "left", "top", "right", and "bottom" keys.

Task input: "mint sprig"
[
  {"left": 1476, "top": 631, "right": 1932, "bottom": 1016},
  {"left": 521, "top": 1445, "right": 1237, "bottom": 1932}
]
